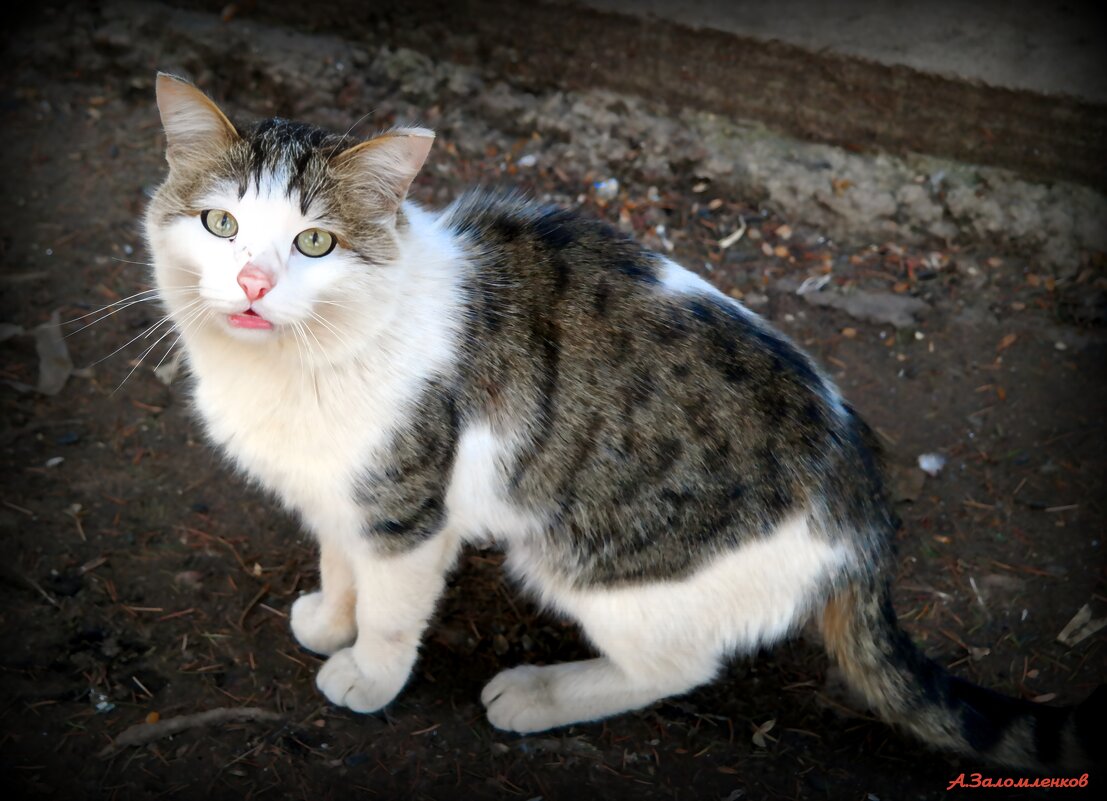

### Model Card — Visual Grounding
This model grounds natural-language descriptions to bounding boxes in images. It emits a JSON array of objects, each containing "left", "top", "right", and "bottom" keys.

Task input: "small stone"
[
  {"left": 918, "top": 453, "right": 946, "bottom": 476},
  {"left": 803, "top": 289, "right": 927, "bottom": 328},
  {"left": 344, "top": 752, "right": 369, "bottom": 767}
]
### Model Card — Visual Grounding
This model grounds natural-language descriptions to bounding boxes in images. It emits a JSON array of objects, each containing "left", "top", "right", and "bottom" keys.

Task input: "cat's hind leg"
[
  {"left": 482, "top": 648, "right": 719, "bottom": 734},
  {"left": 483, "top": 515, "right": 847, "bottom": 733},
  {"left": 483, "top": 574, "right": 726, "bottom": 733}
]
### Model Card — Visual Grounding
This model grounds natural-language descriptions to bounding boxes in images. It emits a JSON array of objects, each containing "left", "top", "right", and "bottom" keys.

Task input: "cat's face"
[{"left": 145, "top": 74, "right": 433, "bottom": 359}]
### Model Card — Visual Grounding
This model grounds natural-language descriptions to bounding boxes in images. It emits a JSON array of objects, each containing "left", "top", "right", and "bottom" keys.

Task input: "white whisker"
[
  {"left": 114, "top": 305, "right": 209, "bottom": 394},
  {"left": 110, "top": 257, "right": 157, "bottom": 267},
  {"left": 326, "top": 109, "right": 378, "bottom": 160},
  {"left": 308, "top": 309, "right": 357, "bottom": 356},
  {"left": 63, "top": 288, "right": 160, "bottom": 325},
  {"left": 289, "top": 320, "right": 311, "bottom": 398},
  {"left": 86, "top": 298, "right": 202, "bottom": 368},
  {"left": 142, "top": 298, "right": 204, "bottom": 340},
  {"left": 63, "top": 286, "right": 199, "bottom": 336},
  {"left": 299, "top": 315, "right": 336, "bottom": 399}
]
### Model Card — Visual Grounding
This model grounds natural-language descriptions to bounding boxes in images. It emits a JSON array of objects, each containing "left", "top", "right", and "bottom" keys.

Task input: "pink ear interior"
[
  {"left": 155, "top": 73, "right": 238, "bottom": 166},
  {"left": 333, "top": 128, "right": 436, "bottom": 205}
]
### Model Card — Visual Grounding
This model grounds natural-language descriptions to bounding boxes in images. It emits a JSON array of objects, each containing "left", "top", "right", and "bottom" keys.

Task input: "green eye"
[
  {"left": 200, "top": 209, "right": 238, "bottom": 238},
  {"left": 295, "top": 228, "right": 336, "bottom": 258}
]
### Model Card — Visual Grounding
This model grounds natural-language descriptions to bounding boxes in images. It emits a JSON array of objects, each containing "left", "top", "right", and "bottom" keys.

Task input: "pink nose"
[{"left": 237, "top": 264, "right": 273, "bottom": 303}]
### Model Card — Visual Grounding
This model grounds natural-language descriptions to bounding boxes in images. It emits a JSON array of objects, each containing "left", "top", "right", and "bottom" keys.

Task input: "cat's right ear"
[{"left": 155, "top": 73, "right": 239, "bottom": 169}]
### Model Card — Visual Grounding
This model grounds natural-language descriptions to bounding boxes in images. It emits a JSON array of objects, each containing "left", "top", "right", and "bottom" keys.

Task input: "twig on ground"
[
  {"left": 98, "top": 706, "right": 283, "bottom": 757},
  {"left": 22, "top": 574, "right": 61, "bottom": 609}
]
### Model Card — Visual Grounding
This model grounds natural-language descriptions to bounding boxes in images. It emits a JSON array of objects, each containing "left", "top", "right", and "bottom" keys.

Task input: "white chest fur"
[{"left": 186, "top": 338, "right": 421, "bottom": 537}]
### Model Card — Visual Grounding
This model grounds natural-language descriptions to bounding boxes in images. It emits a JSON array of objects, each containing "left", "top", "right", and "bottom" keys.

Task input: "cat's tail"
[{"left": 819, "top": 580, "right": 1105, "bottom": 771}]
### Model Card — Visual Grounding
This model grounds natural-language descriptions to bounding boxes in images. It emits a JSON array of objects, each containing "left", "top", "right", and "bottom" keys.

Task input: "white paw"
[
  {"left": 290, "top": 592, "right": 356, "bottom": 656},
  {"left": 481, "top": 664, "right": 567, "bottom": 733},
  {"left": 316, "top": 647, "right": 409, "bottom": 714}
]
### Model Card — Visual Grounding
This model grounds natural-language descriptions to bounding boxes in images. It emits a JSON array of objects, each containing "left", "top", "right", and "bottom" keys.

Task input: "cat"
[{"left": 145, "top": 73, "right": 1101, "bottom": 771}]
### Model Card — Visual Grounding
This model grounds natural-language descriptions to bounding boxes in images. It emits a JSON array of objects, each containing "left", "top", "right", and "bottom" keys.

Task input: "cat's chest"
[{"left": 188, "top": 356, "right": 411, "bottom": 516}]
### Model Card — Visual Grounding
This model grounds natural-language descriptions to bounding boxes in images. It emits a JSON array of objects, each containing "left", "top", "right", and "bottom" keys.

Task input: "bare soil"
[{"left": 1, "top": 3, "right": 1104, "bottom": 800}]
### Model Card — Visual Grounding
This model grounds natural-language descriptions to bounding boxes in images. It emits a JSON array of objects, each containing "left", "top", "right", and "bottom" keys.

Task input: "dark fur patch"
[
  {"left": 354, "top": 381, "right": 460, "bottom": 551},
  {"left": 617, "top": 259, "right": 659, "bottom": 284},
  {"left": 530, "top": 208, "right": 576, "bottom": 249}
]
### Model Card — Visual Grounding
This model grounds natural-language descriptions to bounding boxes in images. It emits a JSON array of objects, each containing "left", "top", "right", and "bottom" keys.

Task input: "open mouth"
[{"left": 227, "top": 308, "right": 274, "bottom": 330}]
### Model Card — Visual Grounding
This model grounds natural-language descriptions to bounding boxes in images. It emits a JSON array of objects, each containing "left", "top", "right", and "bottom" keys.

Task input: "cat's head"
[{"left": 145, "top": 73, "right": 433, "bottom": 358}]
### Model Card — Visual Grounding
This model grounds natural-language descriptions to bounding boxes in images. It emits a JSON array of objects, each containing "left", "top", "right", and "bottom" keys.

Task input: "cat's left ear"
[{"left": 332, "top": 127, "right": 435, "bottom": 210}]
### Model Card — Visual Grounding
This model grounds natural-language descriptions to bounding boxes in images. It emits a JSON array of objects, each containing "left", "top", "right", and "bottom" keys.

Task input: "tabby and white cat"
[{"left": 145, "top": 74, "right": 1100, "bottom": 770}]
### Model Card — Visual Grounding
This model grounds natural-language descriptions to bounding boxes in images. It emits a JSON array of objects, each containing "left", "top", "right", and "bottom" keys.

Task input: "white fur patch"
[
  {"left": 445, "top": 423, "right": 548, "bottom": 544},
  {"left": 656, "top": 257, "right": 755, "bottom": 315},
  {"left": 546, "top": 513, "right": 849, "bottom": 660}
]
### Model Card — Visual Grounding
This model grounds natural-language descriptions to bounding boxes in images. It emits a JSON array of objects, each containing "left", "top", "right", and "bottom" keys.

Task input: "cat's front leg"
[
  {"left": 316, "top": 529, "right": 459, "bottom": 713},
  {"left": 290, "top": 535, "right": 357, "bottom": 656}
]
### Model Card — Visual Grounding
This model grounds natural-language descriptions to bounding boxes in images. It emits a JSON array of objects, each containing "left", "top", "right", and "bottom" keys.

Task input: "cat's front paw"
[
  {"left": 290, "top": 592, "right": 356, "bottom": 656},
  {"left": 481, "top": 664, "right": 563, "bottom": 733},
  {"left": 316, "top": 647, "right": 410, "bottom": 714}
]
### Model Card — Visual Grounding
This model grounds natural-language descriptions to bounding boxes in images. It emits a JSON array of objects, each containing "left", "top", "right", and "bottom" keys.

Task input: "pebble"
[
  {"left": 593, "top": 178, "right": 619, "bottom": 201},
  {"left": 917, "top": 453, "right": 946, "bottom": 476}
]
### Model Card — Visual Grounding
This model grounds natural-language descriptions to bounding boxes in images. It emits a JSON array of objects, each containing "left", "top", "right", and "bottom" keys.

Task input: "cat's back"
[
  {"left": 443, "top": 189, "right": 837, "bottom": 430},
  {"left": 441, "top": 191, "right": 892, "bottom": 581}
]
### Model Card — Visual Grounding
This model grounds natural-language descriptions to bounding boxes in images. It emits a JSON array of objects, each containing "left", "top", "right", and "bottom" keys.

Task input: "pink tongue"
[{"left": 228, "top": 312, "right": 273, "bottom": 330}]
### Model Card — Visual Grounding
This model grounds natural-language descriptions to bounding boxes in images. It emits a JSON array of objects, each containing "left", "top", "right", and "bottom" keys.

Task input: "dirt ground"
[{"left": 1, "top": 3, "right": 1104, "bottom": 800}]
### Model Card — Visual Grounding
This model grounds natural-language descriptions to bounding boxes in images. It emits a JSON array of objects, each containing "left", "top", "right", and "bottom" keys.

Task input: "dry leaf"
[
  {"left": 1057, "top": 604, "right": 1107, "bottom": 646},
  {"left": 751, "top": 718, "right": 776, "bottom": 748},
  {"left": 34, "top": 310, "right": 73, "bottom": 395}
]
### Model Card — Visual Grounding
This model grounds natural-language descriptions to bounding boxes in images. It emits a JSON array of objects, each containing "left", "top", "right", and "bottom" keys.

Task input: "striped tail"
[{"left": 819, "top": 580, "right": 1105, "bottom": 771}]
